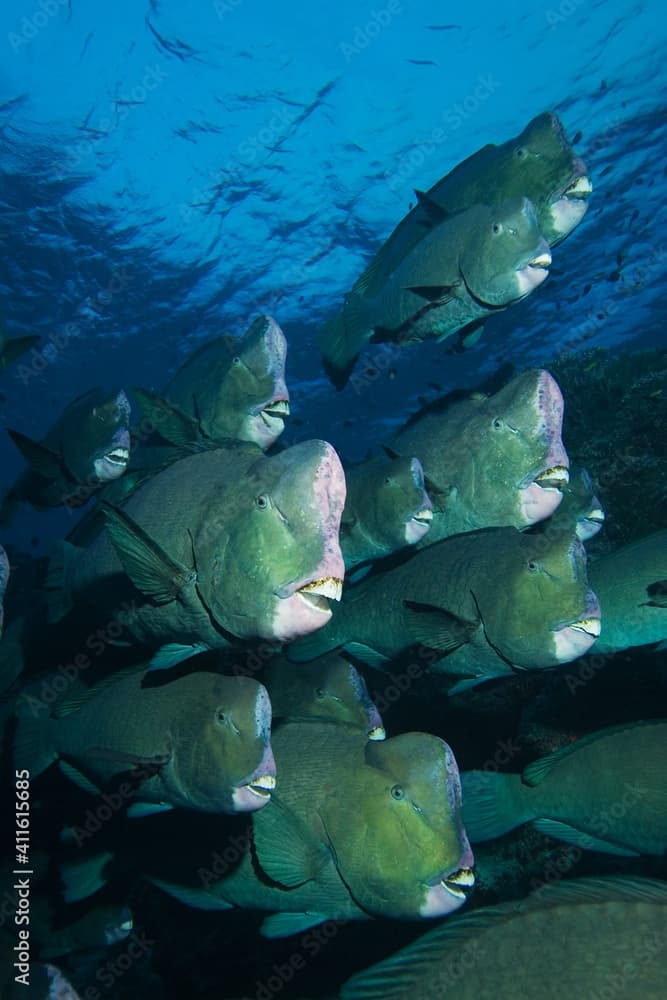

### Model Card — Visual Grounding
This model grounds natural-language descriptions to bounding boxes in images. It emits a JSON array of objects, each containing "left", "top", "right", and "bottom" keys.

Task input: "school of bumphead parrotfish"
[{"left": 1, "top": 110, "right": 666, "bottom": 999}]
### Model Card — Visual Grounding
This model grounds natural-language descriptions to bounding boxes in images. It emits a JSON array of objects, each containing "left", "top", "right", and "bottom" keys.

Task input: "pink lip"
[
  {"left": 552, "top": 590, "right": 601, "bottom": 662},
  {"left": 232, "top": 744, "right": 276, "bottom": 813}
]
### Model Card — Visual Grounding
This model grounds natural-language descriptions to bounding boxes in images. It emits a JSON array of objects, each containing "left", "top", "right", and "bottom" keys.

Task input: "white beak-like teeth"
[
  {"left": 440, "top": 867, "right": 475, "bottom": 898},
  {"left": 368, "top": 725, "right": 386, "bottom": 741},
  {"left": 588, "top": 508, "right": 605, "bottom": 523},
  {"left": 529, "top": 252, "right": 552, "bottom": 269},
  {"left": 106, "top": 448, "right": 130, "bottom": 465},
  {"left": 447, "top": 867, "right": 476, "bottom": 887},
  {"left": 570, "top": 617, "right": 602, "bottom": 638},
  {"left": 248, "top": 774, "right": 276, "bottom": 797},
  {"left": 534, "top": 465, "right": 570, "bottom": 490},
  {"left": 300, "top": 577, "right": 343, "bottom": 602},
  {"left": 566, "top": 175, "right": 593, "bottom": 197},
  {"left": 264, "top": 399, "right": 290, "bottom": 416},
  {"left": 413, "top": 508, "right": 433, "bottom": 523}
]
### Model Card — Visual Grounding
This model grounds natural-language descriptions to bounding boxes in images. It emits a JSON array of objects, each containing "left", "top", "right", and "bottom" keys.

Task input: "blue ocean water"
[
  {"left": 1, "top": 0, "right": 666, "bottom": 551},
  {"left": 1, "top": 2, "right": 666, "bottom": 998}
]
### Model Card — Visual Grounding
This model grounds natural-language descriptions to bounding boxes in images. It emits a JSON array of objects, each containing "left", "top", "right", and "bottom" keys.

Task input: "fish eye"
[
  {"left": 384, "top": 476, "right": 394, "bottom": 486},
  {"left": 390, "top": 784, "right": 405, "bottom": 800},
  {"left": 527, "top": 559, "right": 539, "bottom": 573},
  {"left": 255, "top": 494, "right": 270, "bottom": 509},
  {"left": 232, "top": 356, "right": 242, "bottom": 366},
  {"left": 314, "top": 687, "right": 326, "bottom": 700},
  {"left": 215, "top": 709, "right": 226, "bottom": 724},
  {"left": 492, "top": 222, "right": 503, "bottom": 235},
  {"left": 492, "top": 417, "right": 504, "bottom": 430},
  {"left": 515, "top": 146, "right": 527, "bottom": 159}
]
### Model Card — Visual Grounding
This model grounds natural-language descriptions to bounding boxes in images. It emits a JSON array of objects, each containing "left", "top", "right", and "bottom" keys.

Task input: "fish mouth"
[
  {"left": 405, "top": 506, "right": 433, "bottom": 544},
  {"left": 566, "top": 617, "right": 602, "bottom": 638},
  {"left": 411, "top": 508, "right": 433, "bottom": 524},
  {"left": 528, "top": 250, "right": 552, "bottom": 270},
  {"left": 296, "top": 577, "right": 343, "bottom": 612},
  {"left": 549, "top": 173, "right": 591, "bottom": 241},
  {"left": 245, "top": 773, "right": 276, "bottom": 799},
  {"left": 260, "top": 398, "right": 290, "bottom": 428},
  {"left": 533, "top": 466, "right": 570, "bottom": 491},
  {"left": 425, "top": 866, "right": 476, "bottom": 904},
  {"left": 586, "top": 508, "right": 605, "bottom": 524},
  {"left": 563, "top": 175, "right": 593, "bottom": 200},
  {"left": 515, "top": 243, "right": 552, "bottom": 295},
  {"left": 104, "top": 447, "right": 130, "bottom": 467},
  {"left": 368, "top": 725, "right": 386, "bottom": 741},
  {"left": 233, "top": 771, "right": 276, "bottom": 812},
  {"left": 552, "top": 591, "right": 602, "bottom": 662}
]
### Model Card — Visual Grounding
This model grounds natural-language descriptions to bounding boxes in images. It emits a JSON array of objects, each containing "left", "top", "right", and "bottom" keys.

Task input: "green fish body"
[
  {"left": 341, "top": 876, "right": 667, "bottom": 1000},
  {"left": 320, "top": 197, "right": 551, "bottom": 388},
  {"left": 461, "top": 720, "right": 667, "bottom": 855},
  {"left": 388, "top": 369, "right": 570, "bottom": 542},
  {"left": 14, "top": 669, "right": 276, "bottom": 814},
  {"left": 1, "top": 388, "right": 131, "bottom": 522},
  {"left": 150, "top": 721, "right": 474, "bottom": 935},
  {"left": 543, "top": 464, "right": 605, "bottom": 542},
  {"left": 588, "top": 530, "right": 667, "bottom": 652},
  {"left": 289, "top": 527, "right": 600, "bottom": 691},
  {"left": 135, "top": 315, "right": 290, "bottom": 453},
  {"left": 45, "top": 440, "right": 346, "bottom": 664},
  {"left": 262, "top": 653, "right": 385, "bottom": 738},
  {"left": 340, "top": 455, "right": 432, "bottom": 570},
  {"left": 364, "top": 111, "right": 590, "bottom": 295}
]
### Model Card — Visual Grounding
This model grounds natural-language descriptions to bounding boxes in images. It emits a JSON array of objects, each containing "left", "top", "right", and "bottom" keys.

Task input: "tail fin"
[
  {"left": 318, "top": 298, "right": 370, "bottom": 390},
  {"left": 13, "top": 713, "right": 57, "bottom": 779},
  {"left": 460, "top": 770, "right": 533, "bottom": 843},
  {"left": 0, "top": 334, "right": 40, "bottom": 370},
  {"left": 44, "top": 540, "right": 78, "bottom": 623},
  {"left": 60, "top": 851, "right": 114, "bottom": 903}
]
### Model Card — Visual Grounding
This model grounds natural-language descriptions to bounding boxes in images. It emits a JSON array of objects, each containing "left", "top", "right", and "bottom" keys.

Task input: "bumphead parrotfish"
[
  {"left": 148, "top": 721, "right": 474, "bottom": 936},
  {"left": 289, "top": 526, "right": 600, "bottom": 692},
  {"left": 134, "top": 315, "right": 290, "bottom": 451},
  {"left": 319, "top": 197, "right": 551, "bottom": 388},
  {"left": 387, "top": 369, "right": 570, "bottom": 542},
  {"left": 340, "top": 455, "right": 432, "bottom": 570},
  {"left": 14, "top": 670, "right": 276, "bottom": 814},
  {"left": 587, "top": 529, "right": 667, "bottom": 652},
  {"left": 364, "top": 110, "right": 591, "bottom": 292},
  {"left": 341, "top": 876, "right": 667, "bottom": 1000},
  {"left": 262, "top": 653, "right": 385, "bottom": 738},
  {"left": 1, "top": 388, "right": 131, "bottom": 523},
  {"left": 45, "top": 439, "right": 346, "bottom": 668}
]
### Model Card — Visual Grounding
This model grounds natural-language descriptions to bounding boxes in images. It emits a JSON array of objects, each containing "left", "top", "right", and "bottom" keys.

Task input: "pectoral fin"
[
  {"left": 7, "top": 429, "right": 63, "bottom": 479},
  {"left": 58, "top": 760, "right": 103, "bottom": 796},
  {"left": 149, "top": 877, "right": 232, "bottom": 910},
  {"left": 404, "top": 600, "right": 477, "bottom": 652},
  {"left": 101, "top": 502, "right": 195, "bottom": 604},
  {"left": 132, "top": 387, "right": 201, "bottom": 445},
  {"left": 405, "top": 285, "right": 456, "bottom": 302},
  {"left": 643, "top": 580, "right": 667, "bottom": 607},
  {"left": 532, "top": 818, "right": 640, "bottom": 857},
  {"left": 127, "top": 802, "right": 174, "bottom": 818},
  {"left": 148, "top": 641, "right": 209, "bottom": 670},
  {"left": 253, "top": 794, "right": 331, "bottom": 887}
]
